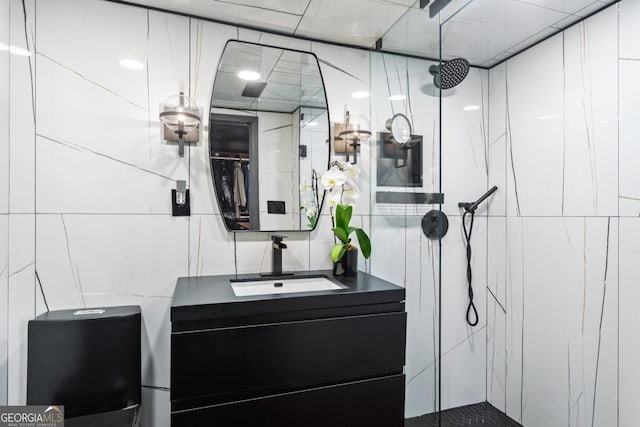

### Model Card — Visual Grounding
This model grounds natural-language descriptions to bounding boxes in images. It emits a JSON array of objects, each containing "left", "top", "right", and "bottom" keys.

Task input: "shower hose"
[{"left": 462, "top": 209, "right": 479, "bottom": 327}]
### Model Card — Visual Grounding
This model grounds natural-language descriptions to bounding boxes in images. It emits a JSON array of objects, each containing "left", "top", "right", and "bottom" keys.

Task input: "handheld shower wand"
[
  {"left": 458, "top": 186, "right": 498, "bottom": 213},
  {"left": 458, "top": 186, "right": 498, "bottom": 326}
]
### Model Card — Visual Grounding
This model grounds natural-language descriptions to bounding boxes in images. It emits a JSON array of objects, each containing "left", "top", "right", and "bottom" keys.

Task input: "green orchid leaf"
[
  {"left": 332, "top": 227, "right": 349, "bottom": 243},
  {"left": 335, "top": 204, "right": 352, "bottom": 231},
  {"left": 354, "top": 228, "right": 372, "bottom": 259},
  {"left": 330, "top": 243, "right": 347, "bottom": 262}
]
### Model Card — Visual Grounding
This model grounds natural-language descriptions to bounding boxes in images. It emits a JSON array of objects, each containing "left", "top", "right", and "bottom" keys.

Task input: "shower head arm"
[{"left": 458, "top": 186, "right": 498, "bottom": 213}]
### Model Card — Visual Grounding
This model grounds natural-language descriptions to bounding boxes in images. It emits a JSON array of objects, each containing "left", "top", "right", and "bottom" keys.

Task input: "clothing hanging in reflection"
[
  {"left": 212, "top": 158, "right": 251, "bottom": 230},
  {"left": 242, "top": 163, "right": 250, "bottom": 211},
  {"left": 233, "top": 162, "right": 247, "bottom": 218}
]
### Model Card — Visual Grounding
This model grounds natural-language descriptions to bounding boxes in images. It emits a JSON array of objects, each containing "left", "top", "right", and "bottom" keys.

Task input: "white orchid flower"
[
  {"left": 327, "top": 190, "right": 341, "bottom": 207},
  {"left": 341, "top": 162, "right": 360, "bottom": 180},
  {"left": 341, "top": 186, "right": 360, "bottom": 206},
  {"left": 306, "top": 208, "right": 316, "bottom": 219},
  {"left": 302, "top": 200, "right": 315, "bottom": 210},
  {"left": 321, "top": 168, "right": 346, "bottom": 189},
  {"left": 300, "top": 177, "right": 311, "bottom": 193}
]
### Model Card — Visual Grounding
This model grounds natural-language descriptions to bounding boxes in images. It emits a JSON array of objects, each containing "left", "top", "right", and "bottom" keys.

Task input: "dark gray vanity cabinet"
[{"left": 170, "top": 271, "right": 406, "bottom": 427}]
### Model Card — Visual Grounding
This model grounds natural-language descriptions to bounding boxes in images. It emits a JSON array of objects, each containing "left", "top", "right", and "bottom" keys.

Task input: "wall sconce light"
[
  {"left": 159, "top": 92, "right": 201, "bottom": 157},
  {"left": 333, "top": 111, "right": 370, "bottom": 165},
  {"left": 172, "top": 180, "right": 190, "bottom": 216}
]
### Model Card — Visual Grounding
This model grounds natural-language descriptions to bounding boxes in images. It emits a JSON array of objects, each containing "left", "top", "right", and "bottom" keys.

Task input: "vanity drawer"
[
  {"left": 171, "top": 373, "right": 405, "bottom": 427},
  {"left": 171, "top": 312, "right": 406, "bottom": 406}
]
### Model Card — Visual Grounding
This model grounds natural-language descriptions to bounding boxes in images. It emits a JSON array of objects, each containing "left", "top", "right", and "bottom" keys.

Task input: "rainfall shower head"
[{"left": 429, "top": 57, "right": 470, "bottom": 89}]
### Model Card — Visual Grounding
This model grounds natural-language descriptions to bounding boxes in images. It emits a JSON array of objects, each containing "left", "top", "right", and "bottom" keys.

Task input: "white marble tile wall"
[
  {"left": 8, "top": 0, "right": 35, "bottom": 215},
  {"left": 618, "top": 2, "right": 640, "bottom": 426},
  {"left": 0, "top": 0, "right": 8, "bottom": 216},
  {"left": 487, "top": 217, "right": 507, "bottom": 412},
  {"left": 486, "top": 2, "right": 632, "bottom": 426},
  {"left": 7, "top": 214, "right": 35, "bottom": 405},
  {"left": 619, "top": 218, "right": 640, "bottom": 427},
  {"left": 6, "top": 0, "right": 36, "bottom": 406},
  {"left": 2, "top": 0, "right": 373, "bottom": 424},
  {"left": 0, "top": 0, "right": 9, "bottom": 407},
  {"left": 0, "top": 215, "right": 7, "bottom": 406},
  {"left": 504, "top": 218, "right": 617, "bottom": 426}
]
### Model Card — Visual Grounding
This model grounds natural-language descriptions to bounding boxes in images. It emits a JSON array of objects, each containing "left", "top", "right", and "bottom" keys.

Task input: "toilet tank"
[{"left": 27, "top": 305, "right": 141, "bottom": 419}]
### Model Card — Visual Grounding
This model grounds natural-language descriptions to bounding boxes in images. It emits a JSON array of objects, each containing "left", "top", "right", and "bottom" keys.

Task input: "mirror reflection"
[{"left": 210, "top": 41, "right": 329, "bottom": 232}]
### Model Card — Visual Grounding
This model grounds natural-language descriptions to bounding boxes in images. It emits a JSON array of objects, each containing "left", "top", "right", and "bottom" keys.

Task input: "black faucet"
[{"left": 271, "top": 235, "right": 288, "bottom": 276}]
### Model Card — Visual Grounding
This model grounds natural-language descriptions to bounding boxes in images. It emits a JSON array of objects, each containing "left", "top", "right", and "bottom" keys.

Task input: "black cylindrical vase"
[{"left": 333, "top": 248, "right": 358, "bottom": 277}]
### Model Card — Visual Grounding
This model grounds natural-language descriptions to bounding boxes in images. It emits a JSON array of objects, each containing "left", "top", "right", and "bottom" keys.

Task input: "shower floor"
[{"left": 405, "top": 402, "right": 522, "bottom": 427}]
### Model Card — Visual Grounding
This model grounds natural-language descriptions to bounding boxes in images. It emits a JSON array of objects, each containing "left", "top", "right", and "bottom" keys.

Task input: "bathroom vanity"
[{"left": 170, "top": 271, "right": 406, "bottom": 426}]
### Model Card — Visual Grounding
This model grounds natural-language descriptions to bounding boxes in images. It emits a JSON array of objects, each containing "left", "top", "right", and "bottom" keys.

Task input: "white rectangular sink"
[{"left": 231, "top": 276, "right": 344, "bottom": 297}]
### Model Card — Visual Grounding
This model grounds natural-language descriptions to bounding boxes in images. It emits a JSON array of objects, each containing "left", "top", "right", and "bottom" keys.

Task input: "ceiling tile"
[
  {"left": 440, "top": 0, "right": 568, "bottom": 65},
  {"left": 295, "top": 0, "right": 413, "bottom": 47},
  {"left": 504, "top": 26, "right": 557, "bottom": 54},
  {"left": 515, "top": 0, "right": 601, "bottom": 14},
  {"left": 192, "top": 0, "right": 301, "bottom": 32},
  {"left": 125, "top": 0, "right": 302, "bottom": 33},
  {"left": 379, "top": 7, "right": 441, "bottom": 59},
  {"left": 214, "top": 0, "right": 312, "bottom": 15}
]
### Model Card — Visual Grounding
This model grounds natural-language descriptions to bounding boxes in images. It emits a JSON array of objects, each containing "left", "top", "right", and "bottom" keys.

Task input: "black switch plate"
[
  {"left": 267, "top": 201, "right": 286, "bottom": 214},
  {"left": 172, "top": 189, "right": 191, "bottom": 217}
]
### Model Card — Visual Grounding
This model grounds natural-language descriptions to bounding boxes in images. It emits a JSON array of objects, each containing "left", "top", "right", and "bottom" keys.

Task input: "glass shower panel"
[
  {"left": 370, "top": 4, "right": 443, "bottom": 423},
  {"left": 438, "top": 1, "right": 510, "bottom": 425}
]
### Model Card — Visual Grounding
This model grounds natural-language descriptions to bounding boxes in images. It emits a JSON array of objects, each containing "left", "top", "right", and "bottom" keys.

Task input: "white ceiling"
[
  {"left": 382, "top": 0, "right": 617, "bottom": 66},
  {"left": 118, "top": 0, "right": 419, "bottom": 47},
  {"left": 440, "top": 0, "right": 616, "bottom": 66},
  {"left": 115, "top": 0, "right": 617, "bottom": 67}
]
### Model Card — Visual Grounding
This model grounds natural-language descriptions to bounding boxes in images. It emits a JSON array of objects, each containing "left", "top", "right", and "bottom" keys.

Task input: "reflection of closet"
[
  {"left": 210, "top": 114, "right": 259, "bottom": 231},
  {"left": 211, "top": 154, "right": 250, "bottom": 230}
]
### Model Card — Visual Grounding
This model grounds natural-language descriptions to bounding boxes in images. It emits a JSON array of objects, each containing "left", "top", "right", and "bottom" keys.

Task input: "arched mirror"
[{"left": 210, "top": 40, "right": 330, "bottom": 232}]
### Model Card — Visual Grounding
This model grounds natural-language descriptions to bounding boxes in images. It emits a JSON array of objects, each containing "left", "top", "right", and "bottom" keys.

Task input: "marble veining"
[
  {"left": 487, "top": 286, "right": 506, "bottom": 314},
  {"left": 505, "top": 68, "right": 521, "bottom": 217},
  {"left": 8, "top": 262, "right": 33, "bottom": 277},
  {"left": 37, "top": 134, "right": 175, "bottom": 182},
  {"left": 20, "top": 0, "right": 35, "bottom": 122},
  {"left": 37, "top": 52, "right": 147, "bottom": 111},
  {"left": 216, "top": 0, "right": 304, "bottom": 17},
  {"left": 590, "top": 217, "right": 611, "bottom": 427},
  {"left": 60, "top": 214, "right": 86, "bottom": 308},
  {"left": 317, "top": 57, "right": 365, "bottom": 82}
]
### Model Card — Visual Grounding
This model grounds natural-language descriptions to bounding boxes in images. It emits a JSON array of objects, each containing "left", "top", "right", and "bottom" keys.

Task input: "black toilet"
[{"left": 27, "top": 306, "right": 142, "bottom": 427}]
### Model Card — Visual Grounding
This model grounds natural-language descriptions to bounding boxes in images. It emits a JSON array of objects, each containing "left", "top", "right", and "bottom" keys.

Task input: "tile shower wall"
[
  {"left": 368, "top": 52, "right": 490, "bottom": 416},
  {"left": 2, "top": 0, "right": 372, "bottom": 423},
  {"left": 486, "top": 2, "right": 637, "bottom": 426},
  {"left": 0, "top": 0, "right": 8, "bottom": 407}
]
